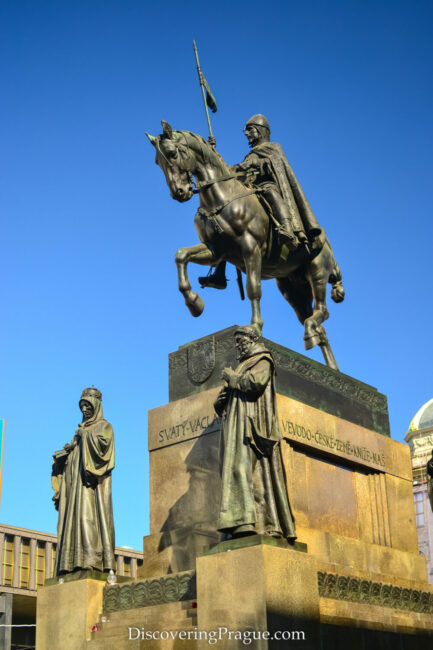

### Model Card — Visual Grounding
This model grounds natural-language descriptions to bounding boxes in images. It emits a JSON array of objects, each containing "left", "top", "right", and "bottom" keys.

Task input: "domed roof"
[{"left": 408, "top": 398, "right": 433, "bottom": 431}]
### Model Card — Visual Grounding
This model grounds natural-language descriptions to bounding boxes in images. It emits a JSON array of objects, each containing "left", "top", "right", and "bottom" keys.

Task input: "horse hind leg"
[
  {"left": 275, "top": 275, "right": 313, "bottom": 328},
  {"left": 316, "top": 325, "right": 339, "bottom": 370},
  {"left": 276, "top": 275, "right": 339, "bottom": 371},
  {"left": 304, "top": 273, "right": 339, "bottom": 370}
]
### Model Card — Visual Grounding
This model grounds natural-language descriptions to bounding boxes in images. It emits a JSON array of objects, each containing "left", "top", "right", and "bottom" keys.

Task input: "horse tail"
[{"left": 329, "top": 262, "right": 345, "bottom": 303}]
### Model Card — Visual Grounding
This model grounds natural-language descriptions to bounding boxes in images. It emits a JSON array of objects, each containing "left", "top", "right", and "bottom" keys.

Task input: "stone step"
[{"left": 87, "top": 600, "right": 198, "bottom": 649}]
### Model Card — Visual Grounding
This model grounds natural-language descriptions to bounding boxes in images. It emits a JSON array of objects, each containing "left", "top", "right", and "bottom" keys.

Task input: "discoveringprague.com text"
[{"left": 129, "top": 626, "right": 306, "bottom": 644}]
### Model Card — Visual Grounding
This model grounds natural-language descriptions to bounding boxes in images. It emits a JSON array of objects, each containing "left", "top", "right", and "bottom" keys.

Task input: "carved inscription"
[
  {"left": 158, "top": 414, "right": 220, "bottom": 444},
  {"left": 282, "top": 418, "right": 386, "bottom": 468}
]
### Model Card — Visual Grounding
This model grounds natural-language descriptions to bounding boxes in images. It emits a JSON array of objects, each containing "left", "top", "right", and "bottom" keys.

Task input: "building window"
[
  {"left": 51, "top": 546, "right": 56, "bottom": 577},
  {"left": 413, "top": 466, "right": 427, "bottom": 484},
  {"left": 414, "top": 492, "right": 424, "bottom": 527},
  {"left": 123, "top": 558, "right": 131, "bottom": 577},
  {"left": 2, "top": 536, "right": 14, "bottom": 586},
  {"left": 36, "top": 543, "right": 45, "bottom": 587},
  {"left": 20, "top": 540, "right": 30, "bottom": 588}
]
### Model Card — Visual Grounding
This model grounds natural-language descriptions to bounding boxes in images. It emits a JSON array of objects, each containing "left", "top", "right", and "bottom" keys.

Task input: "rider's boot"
[
  {"left": 277, "top": 217, "right": 300, "bottom": 251},
  {"left": 199, "top": 261, "right": 228, "bottom": 290},
  {"left": 263, "top": 188, "right": 302, "bottom": 251},
  {"left": 295, "top": 229, "right": 311, "bottom": 255}
]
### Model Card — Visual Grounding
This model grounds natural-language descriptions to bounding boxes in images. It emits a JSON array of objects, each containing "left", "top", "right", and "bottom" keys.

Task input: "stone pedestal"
[
  {"left": 37, "top": 328, "right": 433, "bottom": 648},
  {"left": 197, "top": 538, "right": 319, "bottom": 649}
]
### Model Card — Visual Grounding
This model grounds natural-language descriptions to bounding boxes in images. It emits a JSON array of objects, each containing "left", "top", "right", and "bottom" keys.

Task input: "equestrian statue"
[{"left": 146, "top": 116, "right": 344, "bottom": 371}]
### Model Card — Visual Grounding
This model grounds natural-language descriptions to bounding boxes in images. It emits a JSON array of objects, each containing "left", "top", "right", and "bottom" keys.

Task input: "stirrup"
[{"left": 198, "top": 271, "right": 227, "bottom": 290}]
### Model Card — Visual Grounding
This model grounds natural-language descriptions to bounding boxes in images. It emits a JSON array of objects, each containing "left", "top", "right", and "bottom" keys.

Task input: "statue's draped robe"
[
  {"left": 53, "top": 396, "right": 115, "bottom": 574},
  {"left": 243, "top": 141, "right": 321, "bottom": 237},
  {"left": 427, "top": 456, "right": 433, "bottom": 513},
  {"left": 215, "top": 346, "right": 296, "bottom": 540}
]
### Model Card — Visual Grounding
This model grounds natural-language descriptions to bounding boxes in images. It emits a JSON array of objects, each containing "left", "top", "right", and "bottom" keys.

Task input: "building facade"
[
  {"left": 0, "top": 523, "right": 143, "bottom": 650},
  {"left": 405, "top": 398, "right": 433, "bottom": 584}
]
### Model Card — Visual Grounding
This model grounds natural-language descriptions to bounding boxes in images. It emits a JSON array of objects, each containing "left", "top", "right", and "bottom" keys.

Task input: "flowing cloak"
[
  {"left": 243, "top": 141, "right": 321, "bottom": 237},
  {"left": 427, "top": 456, "right": 433, "bottom": 512},
  {"left": 215, "top": 346, "right": 296, "bottom": 539},
  {"left": 53, "top": 396, "right": 115, "bottom": 574}
]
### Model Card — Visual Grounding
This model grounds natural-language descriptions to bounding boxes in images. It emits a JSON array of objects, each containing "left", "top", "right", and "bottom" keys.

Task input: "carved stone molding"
[
  {"left": 318, "top": 571, "right": 433, "bottom": 614},
  {"left": 267, "top": 343, "right": 388, "bottom": 412},
  {"left": 103, "top": 572, "right": 196, "bottom": 613}
]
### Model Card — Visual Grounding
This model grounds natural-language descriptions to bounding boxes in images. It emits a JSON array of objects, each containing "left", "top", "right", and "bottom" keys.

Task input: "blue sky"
[{"left": 1, "top": 0, "right": 432, "bottom": 550}]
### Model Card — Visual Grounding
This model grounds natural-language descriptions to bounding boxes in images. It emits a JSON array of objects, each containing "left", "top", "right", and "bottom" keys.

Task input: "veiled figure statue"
[
  {"left": 51, "top": 387, "right": 115, "bottom": 575},
  {"left": 214, "top": 326, "right": 296, "bottom": 541}
]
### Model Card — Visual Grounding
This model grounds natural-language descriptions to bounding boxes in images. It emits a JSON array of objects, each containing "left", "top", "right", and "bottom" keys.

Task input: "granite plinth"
[
  {"left": 36, "top": 578, "right": 105, "bottom": 650},
  {"left": 39, "top": 330, "right": 433, "bottom": 648},
  {"left": 45, "top": 569, "right": 130, "bottom": 586},
  {"left": 169, "top": 326, "right": 390, "bottom": 436},
  {"left": 202, "top": 533, "right": 308, "bottom": 555}
]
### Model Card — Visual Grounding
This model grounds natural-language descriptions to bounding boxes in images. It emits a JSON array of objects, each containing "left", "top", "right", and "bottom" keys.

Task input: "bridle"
[{"left": 156, "top": 134, "right": 258, "bottom": 203}]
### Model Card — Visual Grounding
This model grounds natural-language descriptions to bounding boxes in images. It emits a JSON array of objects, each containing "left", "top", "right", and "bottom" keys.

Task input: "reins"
[
  {"left": 197, "top": 188, "right": 258, "bottom": 233},
  {"left": 192, "top": 174, "right": 235, "bottom": 193},
  {"left": 158, "top": 133, "right": 261, "bottom": 234},
  {"left": 193, "top": 170, "right": 258, "bottom": 193}
]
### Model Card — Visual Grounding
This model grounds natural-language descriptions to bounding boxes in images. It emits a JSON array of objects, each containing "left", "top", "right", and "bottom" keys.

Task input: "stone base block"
[
  {"left": 196, "top": 541, "right": 319, "bottom": 649},
  {"left": 36, "top": 578, "right": 105, "bottom": 650},
  {"left": 139, "top": 528, "right": 220, "bottom": 578}
]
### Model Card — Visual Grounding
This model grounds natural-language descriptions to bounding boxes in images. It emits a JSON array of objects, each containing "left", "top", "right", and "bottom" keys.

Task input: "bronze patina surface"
[
  {"left": 147, "top": 118, "right": 344, "bottom": 370},
  {"left": 427, "top": 450, "right": 433, "bottom": 511},
  {"left": 215, "top": 326, "right": 296, "bottom": 541},
  {"left": 169, "top": 326, "right": 390, "bottom": 436},
  {"left": 52, "top": 387, "right": 115, "bottom": 575}
]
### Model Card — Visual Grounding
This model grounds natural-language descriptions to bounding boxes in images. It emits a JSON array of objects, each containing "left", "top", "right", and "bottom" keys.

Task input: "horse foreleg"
[
  {"left": 244, "top": 246, "right": 263, "bottom": 331},
  {"left": 175, "top": 243, "right": 217, "bottom": 317}
]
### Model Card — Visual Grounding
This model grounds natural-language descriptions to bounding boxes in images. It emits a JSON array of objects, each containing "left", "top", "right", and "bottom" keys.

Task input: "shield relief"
[{"left": 187, "top": 337, "right": 216, "bottom": 384}]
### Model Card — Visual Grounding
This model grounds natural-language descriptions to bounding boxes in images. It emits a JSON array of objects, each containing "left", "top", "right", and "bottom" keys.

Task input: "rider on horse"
[{"left": 199, "top": 114, "right": 323, "bottom": 290}]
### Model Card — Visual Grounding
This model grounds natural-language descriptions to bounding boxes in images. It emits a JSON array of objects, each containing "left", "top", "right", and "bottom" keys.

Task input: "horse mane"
[{"left": 177, "top": 131, "right": 229, "bottom": 175}]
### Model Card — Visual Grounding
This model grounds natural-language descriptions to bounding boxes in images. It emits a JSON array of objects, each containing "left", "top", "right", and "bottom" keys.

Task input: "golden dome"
[{"left": 408, "top": 398, "right": 433, "bottom": 432}]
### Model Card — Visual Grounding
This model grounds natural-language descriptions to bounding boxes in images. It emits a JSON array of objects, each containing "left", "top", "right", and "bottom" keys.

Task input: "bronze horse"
[{"left": 147, "top": 121, "right": 344, "bottom": 370}]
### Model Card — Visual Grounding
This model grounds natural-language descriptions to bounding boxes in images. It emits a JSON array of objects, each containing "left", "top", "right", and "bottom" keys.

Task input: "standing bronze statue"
[
  {"left": 147, "top": 117, "right": 344, "bottom": 370},
  {"left": 214, "top": 326, "right": 296, "bottom": 541},
  {"left": 52, "top": 387, "right": 115, "bottom": 575},
  {"left": 427, "top": 451, "right": 433, "bottom": 512}
]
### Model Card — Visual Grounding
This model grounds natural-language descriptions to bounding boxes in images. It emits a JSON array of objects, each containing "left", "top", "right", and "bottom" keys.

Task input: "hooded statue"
[
  {"left": 52, "top": 387, "right": 115, "bottom": 575},
  {"left": 215, "top": 326, "right": 296, "bottom": 540}
]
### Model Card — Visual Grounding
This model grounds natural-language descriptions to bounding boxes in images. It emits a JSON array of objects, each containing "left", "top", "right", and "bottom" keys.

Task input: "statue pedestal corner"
[
  {"left": 36, "top": 578, "right": 105, "bottom": 650},
  {"left": 196, "top": 540, "right": 319, "bottom": 650}
]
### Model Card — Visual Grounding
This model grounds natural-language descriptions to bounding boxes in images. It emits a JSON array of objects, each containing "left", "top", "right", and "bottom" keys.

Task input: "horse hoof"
[
  {"left": 187, "top": 293, "right": 204, "bottom": 317},
  {"left": 250, "top": 322, "right": 263, "bottom": 335},
  {"left": 304, "top": 333, "right": 320, "bottom": 350}
]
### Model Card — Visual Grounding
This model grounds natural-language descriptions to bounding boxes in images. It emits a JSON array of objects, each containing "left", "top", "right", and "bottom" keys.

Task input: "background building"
[
  {"left": 405, "top": 399, "right": 433, "bottom": 584},
  {"left": 0, "top": 523, "right": 143, "bottom": 650}
]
